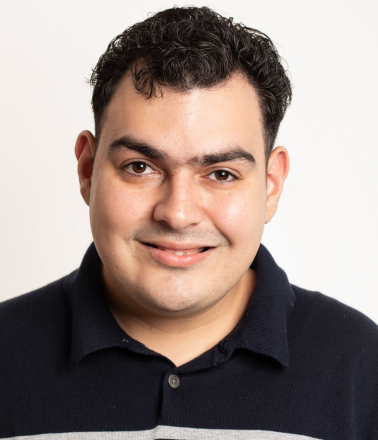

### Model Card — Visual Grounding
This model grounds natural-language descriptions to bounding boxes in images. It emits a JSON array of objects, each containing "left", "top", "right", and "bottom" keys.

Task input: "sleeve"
[{"left": 353, "top": 314, "right": 378, "bottom": 440}]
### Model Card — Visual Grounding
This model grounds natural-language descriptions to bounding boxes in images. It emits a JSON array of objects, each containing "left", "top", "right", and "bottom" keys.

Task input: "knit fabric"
[{"left": 0, "top": 243, "right": 377, "bottom": 439}]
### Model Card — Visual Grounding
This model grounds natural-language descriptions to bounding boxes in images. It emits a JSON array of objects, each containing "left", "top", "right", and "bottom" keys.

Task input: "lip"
[
  {"left": 139, "top": 240, "right": 210, "bottom": 251},
  {"left": 139, "top": 241, "right": 215, "bottom": 268}
]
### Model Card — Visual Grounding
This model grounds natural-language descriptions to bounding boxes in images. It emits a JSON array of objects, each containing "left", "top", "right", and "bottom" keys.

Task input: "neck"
[{"left": 102, "top": 267, "right": 256, "bottom": 367}]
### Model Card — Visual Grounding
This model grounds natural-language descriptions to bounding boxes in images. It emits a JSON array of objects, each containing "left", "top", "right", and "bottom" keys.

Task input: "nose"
[{"left": 153, "top": 176, "right": 204, "bottom": 230}]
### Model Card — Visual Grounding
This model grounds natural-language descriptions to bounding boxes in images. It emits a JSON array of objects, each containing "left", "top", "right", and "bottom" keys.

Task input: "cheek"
[
  {"left": 205, "top": 184, "right": 266, "bottom": 247},
  {"left": 90, "top": 172, "right": 152, "bottom": 240}
]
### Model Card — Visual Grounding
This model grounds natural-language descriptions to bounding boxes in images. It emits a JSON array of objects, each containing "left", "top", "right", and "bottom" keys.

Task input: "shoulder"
[
  {"left": 289, "top": 284, "right": 378, "bottom": 371},
  {"left": 290, "top": 284, "right": 378, "bottom": 341},
  {"left": 0, "top": 276, "right": 68, "bottom": 320},
  {"left": 0, "top": 275, "right": 73, "bottom": 352},
  {"left": 288, "top": 285, "right": 378, "bottom": 433}
]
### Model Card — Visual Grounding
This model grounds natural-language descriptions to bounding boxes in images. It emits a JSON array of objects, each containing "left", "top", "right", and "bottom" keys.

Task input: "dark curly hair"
[{"left": 90, "top": 6, "right": 292, "bottom": 161}]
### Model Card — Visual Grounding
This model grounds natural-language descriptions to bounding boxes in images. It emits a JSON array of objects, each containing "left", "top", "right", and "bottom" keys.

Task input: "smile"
[
  {"left": 143, "top": 243, "right": 209, "bottom": 255},
  {"left": 140, "top": 242, "right": 215, "bottom": 267}
]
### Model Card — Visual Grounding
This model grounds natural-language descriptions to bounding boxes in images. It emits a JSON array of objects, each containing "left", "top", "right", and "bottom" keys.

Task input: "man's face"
[{"left": 83, "top": 73, "right": 275, "bottom": 316}]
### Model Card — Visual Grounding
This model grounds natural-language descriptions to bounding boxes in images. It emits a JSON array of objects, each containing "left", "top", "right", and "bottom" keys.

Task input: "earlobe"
[
  {"left": 74, "top": 130, "right": 96, "bottom": 206},
  {"left": 265, "top": 147, "right": 290, "bottom": 224}
]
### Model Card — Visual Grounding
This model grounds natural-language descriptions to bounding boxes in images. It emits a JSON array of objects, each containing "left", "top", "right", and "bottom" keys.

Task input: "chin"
[
  {"left": 137, "top": 284, "right": 210, "bottom": 316},
  {"left": 146, "top": 293, "right": 200, "bottom": 316}
]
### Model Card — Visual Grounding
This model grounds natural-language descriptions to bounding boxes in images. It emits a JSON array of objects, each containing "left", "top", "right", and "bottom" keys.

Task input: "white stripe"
[{"left": 4, "top": 426, "right": 321, "bottom": 440}]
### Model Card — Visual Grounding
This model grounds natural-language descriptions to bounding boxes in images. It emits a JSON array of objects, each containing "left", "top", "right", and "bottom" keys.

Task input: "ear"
[
  {"left": 74, "top": 130, "right": 96, "bottom": 206},
  {"left": 265, "top": 146, "right": 290, "bottom": 224}
]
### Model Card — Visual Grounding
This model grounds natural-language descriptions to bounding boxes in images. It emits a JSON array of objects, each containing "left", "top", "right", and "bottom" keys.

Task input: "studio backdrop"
[{"left": 1, "top": 0, "right": 377, "bottom": 323}]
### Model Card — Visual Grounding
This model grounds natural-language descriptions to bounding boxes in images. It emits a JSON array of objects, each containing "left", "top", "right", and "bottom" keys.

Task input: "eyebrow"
[
  {"left": 107, "top": 135, "right": 256, "bottom": 167},
  {"left": 107, "top": 136, "right": 168, "bottom": 162}
]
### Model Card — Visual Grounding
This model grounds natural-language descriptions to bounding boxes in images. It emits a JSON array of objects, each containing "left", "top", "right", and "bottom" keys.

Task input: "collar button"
[{"left": 168, "top": 374, "right": 180, "bottom": 389}]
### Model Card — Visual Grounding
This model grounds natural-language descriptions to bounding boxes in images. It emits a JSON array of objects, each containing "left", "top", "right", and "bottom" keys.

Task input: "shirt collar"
[
  {"left": 64, "top": 242, "right": 295, "bottom": 368},
  {"left": 63, "top": 243, "right": 127, "bottom": 366},
  {"left": 224, "top": 244, "right": 295, "bottom": 367}
]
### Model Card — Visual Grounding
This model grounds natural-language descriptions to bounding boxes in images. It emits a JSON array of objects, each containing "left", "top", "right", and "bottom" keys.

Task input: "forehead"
[{"left": 98, "top": 72, "right": 265, "bottom": 162}]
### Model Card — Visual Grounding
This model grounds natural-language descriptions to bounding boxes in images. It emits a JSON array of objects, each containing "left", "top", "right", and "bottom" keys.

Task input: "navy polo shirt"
[{"left": 0, "top": 243, "right": 377, "bottom": 439}]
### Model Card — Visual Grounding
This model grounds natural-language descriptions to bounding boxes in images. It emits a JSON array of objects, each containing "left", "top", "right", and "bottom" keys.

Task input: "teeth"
[{"left": 164, "top": 248, "right": 204, "bottom": 255}]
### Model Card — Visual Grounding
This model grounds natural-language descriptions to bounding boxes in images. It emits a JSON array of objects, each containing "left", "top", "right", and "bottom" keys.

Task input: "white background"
[{"left": 1, "top": 0, "right": 377, "bottom": 323}]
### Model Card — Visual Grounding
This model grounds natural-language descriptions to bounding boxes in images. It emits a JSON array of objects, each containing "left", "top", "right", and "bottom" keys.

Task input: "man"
[{"left": 0, "top": 6, "right": 377, "bottom": 440}]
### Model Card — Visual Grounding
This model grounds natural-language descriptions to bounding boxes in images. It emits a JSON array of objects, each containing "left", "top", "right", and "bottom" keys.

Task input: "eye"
[
  {"left": 207, "top": 170, "right": 237, "bottom": 182},
  {"left": 124, "top": 161, "right": 154, "bottom": 175}
]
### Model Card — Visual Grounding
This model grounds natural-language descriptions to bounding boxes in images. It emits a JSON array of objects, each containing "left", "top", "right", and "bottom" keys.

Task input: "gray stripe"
[{"left": 5, "top": 426, "right": 321, "bottom": 440}]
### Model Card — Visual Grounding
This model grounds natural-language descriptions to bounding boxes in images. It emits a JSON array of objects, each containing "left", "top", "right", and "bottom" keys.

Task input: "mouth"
[
  {"left": 139, "top": 241, "right": 215, "bottom": 268},
  {"left": 142, "top": 243, "right": 211, "bottom": 255}
]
